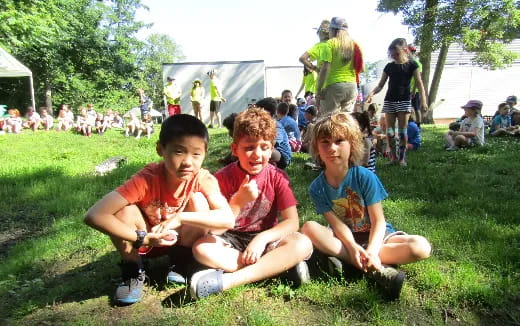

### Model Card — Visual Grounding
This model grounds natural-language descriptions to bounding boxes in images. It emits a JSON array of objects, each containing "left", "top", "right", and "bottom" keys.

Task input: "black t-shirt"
[{"left": 383, "top": 60, "right": 419, "bottom": 101}]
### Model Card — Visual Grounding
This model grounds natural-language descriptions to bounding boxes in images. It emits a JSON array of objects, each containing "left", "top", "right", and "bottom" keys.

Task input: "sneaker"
[
  {"left": 166, "top": 265, "right": 186, "bottom": 284},
  {"left": 286, "top": 261, "right": 311, "bottom": 286},
  {"left": 446, "top": 146, "right": 458, "bottom": 151},
  {"left": 399, "top": 161, "right": 408, "bottom": 167},
  {"left": 327, "top": 256, "right": 343, "bottom": 276},
  {"left": 114, "top": 261, "right": 146, "bottom": 305},
  {"left": 190, "top": 269, "right": 224, "bottom": 300},
  {"left": 370, "top": 266, "right": 405, "bottom": 300}
]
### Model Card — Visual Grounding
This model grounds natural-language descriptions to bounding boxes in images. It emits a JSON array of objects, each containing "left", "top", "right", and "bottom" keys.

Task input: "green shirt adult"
[
  {"left": 320, "top": 38, "right": 357, "bottom": 88},
  {"left": 303, "top": 71, "right": 317, "bottom": 94},
  {"left": 307, "top": 41, "right": 329, "bottom": 70},
  {"left": 210, "top": 78, "right": 223, "bottom": 101}
]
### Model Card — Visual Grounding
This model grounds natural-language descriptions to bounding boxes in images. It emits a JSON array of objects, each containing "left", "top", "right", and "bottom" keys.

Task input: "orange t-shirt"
[{"left": 116, "top": 162, "right": 220, "bottom": 227}]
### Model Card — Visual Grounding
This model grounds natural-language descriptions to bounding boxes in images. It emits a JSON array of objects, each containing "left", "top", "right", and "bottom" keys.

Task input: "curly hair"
[
  {"left": 233, "top": 108, "right": 276, "bottom": 145},
  {"left": 311, "top": 112, "right": 365, "bottom": 167}
]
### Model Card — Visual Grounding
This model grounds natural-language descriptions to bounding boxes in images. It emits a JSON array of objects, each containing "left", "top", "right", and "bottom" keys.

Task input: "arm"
[
  {"left": 295, "top": 78, "right": 305, "bottom": 99},
  {"left": 316, "top": 62, "right": 330, "bottom": 96},
  {"left": 364, "top": 202, "right": 386, "bottom": 270},
  {"left": 413, "top": 68, "right": 428, "bottom": 111},
  {"left": 299, "top": 51, "right": 318, "bottom": 72},
  {"left": 175, "top": 193, "right": 235, "bottom": 231},
  {"left": 242, "top": 205, "right": 300, "bottom": 265},
  {"left": 365, "top": 72, "right": 388, "bottom": 103},
  {"left": 84, "top": 191, "right": 176, "bottom": 247}
]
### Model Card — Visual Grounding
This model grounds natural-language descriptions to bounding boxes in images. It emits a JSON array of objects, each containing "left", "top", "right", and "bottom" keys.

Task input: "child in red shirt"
[
  {"left": 190, "top": 108, "right": 313, "bottom": 300},
  {"left": 85, "top": 114, "right": 234, "bottom": 305}
]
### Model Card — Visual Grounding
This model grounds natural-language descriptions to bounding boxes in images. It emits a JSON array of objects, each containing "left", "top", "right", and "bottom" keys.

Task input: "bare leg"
[
  {"left": 385, "top": 113, "right": 398, "bottom": 161},
  {"left": 111, "top": 205, "right": 148, "bottom": 263},
  {"left": 378, "top": 235, "right": 431, "bottom": 265}
]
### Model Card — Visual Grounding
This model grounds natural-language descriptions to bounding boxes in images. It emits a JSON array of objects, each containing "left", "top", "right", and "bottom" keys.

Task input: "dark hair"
[
  {"left": 281, "top": 89, "right": 292, "bottom": 97},
  {"left": 158, "top": 114, "right": 209, "bottom": 149},
  {"left": 223, "top": 112, "right": 238, "bottom": 137},
  {"left": 276, "top": 102, "right": 289, "bottom": 115},
  {"left": 367, "top": 103, "right": 377, "bottom": 112},
  {"left": 350, "top": 111, "right": 372, "bottom": 134},
  {"left": 255, "top": 97, "right": 277, "bottom": 117}
]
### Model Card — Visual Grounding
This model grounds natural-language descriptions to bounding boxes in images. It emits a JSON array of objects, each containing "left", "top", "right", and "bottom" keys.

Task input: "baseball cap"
[
  {"left": 305, "top": 105, "right": 317, "bottom": 116},
  {"left": 330, "top": 17, "right": 348, "bottom": 30},
  {"left": 313, "top": 19, "right": 330, "bottom": 33},
  {"left": 167, "top": 76, "right": 175, "bottom": 81},
  {"left": 461, "top": 100, "right": 483, "bottom": 110},
  {"left": 506, "top": 95, "right": 517, "bottom": 104},
  {"left": 297, "top": 98, "right": 306, "bottom": 106}
]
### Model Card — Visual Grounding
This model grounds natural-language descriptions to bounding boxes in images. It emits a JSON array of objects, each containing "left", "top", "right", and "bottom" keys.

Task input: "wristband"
[{"left": 133, "top": 230, "right": 147, "bottom": 249}]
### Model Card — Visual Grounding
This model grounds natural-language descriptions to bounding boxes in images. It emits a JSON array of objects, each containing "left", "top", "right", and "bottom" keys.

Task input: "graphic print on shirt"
[
  {"left": 234, "top": 191, "right": 272, "bottom": 231},
  {"left": 332, "top": 187, "right": 371, "bottom": 232}
]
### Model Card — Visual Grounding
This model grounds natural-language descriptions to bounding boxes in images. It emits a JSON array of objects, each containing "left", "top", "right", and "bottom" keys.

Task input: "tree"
[
  {"left": 378, "top": 0, "right": 520, "bottom": 122},
  {"left": 136, "top": 34, "right": 185, "bottom": 110}
]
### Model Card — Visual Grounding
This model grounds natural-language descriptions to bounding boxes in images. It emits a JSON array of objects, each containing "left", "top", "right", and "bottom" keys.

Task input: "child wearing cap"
[
  {"left": 490, "top": 103, "right": 520, "bottom": 137},
  {"left": 164, "top": 76, "right": 182, "bottom": 116},
  {"left": 444, "top": 100, "right": 485, "bottom": 150}
]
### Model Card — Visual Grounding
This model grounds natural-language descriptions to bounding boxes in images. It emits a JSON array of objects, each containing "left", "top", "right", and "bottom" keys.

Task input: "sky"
[{"left": 135, "top": 0, "right": 414, "bottom": 66}]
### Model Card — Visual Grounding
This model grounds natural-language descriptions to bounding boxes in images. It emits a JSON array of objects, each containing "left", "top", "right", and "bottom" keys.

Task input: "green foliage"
[{"left": 0, "top": 0, "right": 182, "bottom": 113}]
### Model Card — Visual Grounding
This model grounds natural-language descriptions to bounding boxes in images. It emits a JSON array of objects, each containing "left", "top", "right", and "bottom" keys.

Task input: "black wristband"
[{"left": 133, "top": 230, "right": 147, "bottom": 249}]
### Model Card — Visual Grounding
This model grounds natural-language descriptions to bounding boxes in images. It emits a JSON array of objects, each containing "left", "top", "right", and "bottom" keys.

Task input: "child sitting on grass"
[
  {"left": 125, "top": 112, "right": 141, "bottom": 138},
  {"left": 85, "top": 114, "right": 235, "bottom": 305},
  {"left": 276, "top": 102, "right": 302, "bottom": 152},
  {"left": 489, "top": 103, "right": 519, "bottom": 137},
  {"left": 136, "top": 112, "right": 154, "bottom": 139},
  {"left": 406, "top": 112, "right": 421, "bottom": 150},
  {"left": 301, "top": 112, "right": 431, "bottom": 300},
  {"left": 444, "top": 100, "right": 485, "bottom": 150},
  {"left": 190, "top": 108, "right": 313, "bottom": 300}
]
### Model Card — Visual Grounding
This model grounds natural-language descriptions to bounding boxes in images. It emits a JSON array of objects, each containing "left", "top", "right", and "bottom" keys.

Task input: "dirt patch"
[{"left": 0, "top": 228, "right": 31, "bottom": 258}]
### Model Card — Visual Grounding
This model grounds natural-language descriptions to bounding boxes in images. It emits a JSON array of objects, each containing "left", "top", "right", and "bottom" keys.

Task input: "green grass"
[{"left": 1, "top": 125, "right": 520, "bottom": 325}]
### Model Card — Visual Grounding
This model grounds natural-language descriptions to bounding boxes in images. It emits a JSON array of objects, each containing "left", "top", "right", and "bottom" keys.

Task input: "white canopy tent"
[{"left": 0, "top": 46, "right": 36, "bottom": 110}]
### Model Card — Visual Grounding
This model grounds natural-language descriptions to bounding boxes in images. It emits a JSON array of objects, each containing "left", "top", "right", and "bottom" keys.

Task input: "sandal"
[{"left": 189, "top": 269, "right": 224, "bottom": 300}]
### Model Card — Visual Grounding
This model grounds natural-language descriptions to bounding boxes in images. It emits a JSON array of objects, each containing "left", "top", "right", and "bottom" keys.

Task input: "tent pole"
[{"left": 29, "top": 75, "right": 36, "bottom": 110}]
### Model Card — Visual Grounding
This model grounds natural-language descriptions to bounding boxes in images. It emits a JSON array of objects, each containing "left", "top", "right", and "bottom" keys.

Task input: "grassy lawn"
[{"left": 1, "top": 125, "right": 519, "bottom": 325}]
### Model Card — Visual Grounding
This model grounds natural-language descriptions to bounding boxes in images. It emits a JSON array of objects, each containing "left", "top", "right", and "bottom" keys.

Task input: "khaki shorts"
[{"left": 319, "top": 82, "right": 357, "bottom": 118}]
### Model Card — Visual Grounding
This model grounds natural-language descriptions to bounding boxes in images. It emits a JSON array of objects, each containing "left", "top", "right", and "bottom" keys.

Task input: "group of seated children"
[
  {"left": 124, "top": 112, "right": 154, "bottom": 139},
  {"left": 85, "top": 106, "right": 431, "bottom": 306},
  {"left": 0, "top": 104, "right": 126, "bottom": 136},
  {"left": 445, "top": 96, "right": 519, "bottom": 150}
]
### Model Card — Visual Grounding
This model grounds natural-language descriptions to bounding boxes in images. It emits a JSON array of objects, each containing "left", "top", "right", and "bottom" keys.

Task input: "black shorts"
[
  {"left": 216, "top": 230, "right": 260, "bottom": 252},
  {"left": 210, "top": 100, "right": 221, "bottom": 113}
]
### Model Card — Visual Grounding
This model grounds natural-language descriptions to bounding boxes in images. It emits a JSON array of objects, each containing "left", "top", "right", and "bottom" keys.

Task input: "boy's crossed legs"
[{"left": 190, "top": 231, "right": 313, "bottom": 299}]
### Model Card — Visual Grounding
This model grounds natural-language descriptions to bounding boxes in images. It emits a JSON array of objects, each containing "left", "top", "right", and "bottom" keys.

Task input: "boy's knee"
[
  {"left": 284, "top": 232, "right": 313, "bottom": 259},
  {"left": 185, "top": 192, "right": 209, "bottom": 212},
  {"left": 409, "top": 236, "right": 431, "bottom": 260},
  {"left": 301, "top": 221, "right": 320, "bottom": 237}
]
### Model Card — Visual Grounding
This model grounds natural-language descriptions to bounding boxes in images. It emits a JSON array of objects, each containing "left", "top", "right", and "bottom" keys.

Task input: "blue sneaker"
[
  {"left": 114, "top": 261, "right": 146, "bottom": 305},
  {"left": 166, "top": 266, "right": 186, "bottom": 284}
]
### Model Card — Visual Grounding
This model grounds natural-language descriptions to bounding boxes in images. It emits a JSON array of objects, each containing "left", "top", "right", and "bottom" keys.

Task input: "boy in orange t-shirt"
[{"left": 85, "top": 114, "right": 234, "bottom": 305}]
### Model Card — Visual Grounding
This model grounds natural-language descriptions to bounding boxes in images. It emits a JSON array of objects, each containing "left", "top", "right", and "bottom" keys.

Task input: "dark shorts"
[
  {"left": 353, "top": 224, "right": 406, "bottom": 248},
  {"left": 210, "top": 100, "right": 221, "bottom": 113},
  {"left": 216, "top": 230, "right": 261, "bottom": 252}
]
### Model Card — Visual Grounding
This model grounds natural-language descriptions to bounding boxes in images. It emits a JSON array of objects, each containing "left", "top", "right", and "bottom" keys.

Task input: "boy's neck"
[{"left": 324, "top": 164, "right": 349, "bottom": 188}]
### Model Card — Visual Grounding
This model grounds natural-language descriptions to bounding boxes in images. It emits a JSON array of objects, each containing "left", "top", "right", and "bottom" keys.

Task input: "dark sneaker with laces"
[
  {"left": 114, "top": 261, "right": 146, "bottom": 305},
  {"left": 371, "top": 266, "right": 405, "bottom": 300}
]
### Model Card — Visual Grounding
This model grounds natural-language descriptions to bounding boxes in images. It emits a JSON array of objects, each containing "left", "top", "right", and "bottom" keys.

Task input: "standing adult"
[
  {"left": 137, "top": 88, "right": 151, "bottom": 119},
  {"left": 164, "top": 76, "right": 182, "bottom": 116},
  {"left": 299, "top": 19, "right": 330, "bottom": 95},
  {"left": 316, "top": 17, "right": 364, "bottom": 118},
  {"left": 408, "top": 44, "right": 424, "bottom": 127},
  {"left": 207, "top": 69, "right": 225, "bottom": 128},
  {"left": 190, "top": 79, "right": 205, "bottom": 121}
]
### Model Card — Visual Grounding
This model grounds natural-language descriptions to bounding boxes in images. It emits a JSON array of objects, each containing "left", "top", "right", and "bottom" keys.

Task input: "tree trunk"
[
  {"left": 429, "top": 41, "right": 449, "bottom": 106},
  {"left": 418, "top": 0, "right": 438, "bottom": 95},
  {"left": 423, "top": 41, "right": 449, "bottom": 124},
  {"left": 45, "top": 79, "right": 53, "bottom": 115}
]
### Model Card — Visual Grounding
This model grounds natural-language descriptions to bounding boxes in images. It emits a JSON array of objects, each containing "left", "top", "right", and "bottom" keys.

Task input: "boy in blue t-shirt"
[
  {"left": 301, "top": 112, "right": 431, "bottom": 299},
  {"left": 276, "top": 102, "right": 302, "bottom": 152}
]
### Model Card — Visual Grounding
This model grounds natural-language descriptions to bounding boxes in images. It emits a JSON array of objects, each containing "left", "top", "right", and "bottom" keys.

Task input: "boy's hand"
[
  {"left": 241, "top": 234, "right": 268, "bottom": 265},
  {"left": 145, "top": 231, "right": 178, "bottom": 247},
  {"left": 234, "top": 175, "right": 259, "bottom": 205},
  {"left": 346, "top": 243, "right": 370, "bottom": 271},
  {"left": 363, "top": 249, "right": 382, "bottom": 272},
  {"left": 151, "top": 214, "right": 182, "bottom": 234}
]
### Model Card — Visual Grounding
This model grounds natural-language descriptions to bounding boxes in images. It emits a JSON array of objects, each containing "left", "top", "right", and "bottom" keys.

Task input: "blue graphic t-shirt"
[{"left": 309, "top": 166, "right": 388, "bottom": 233}]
